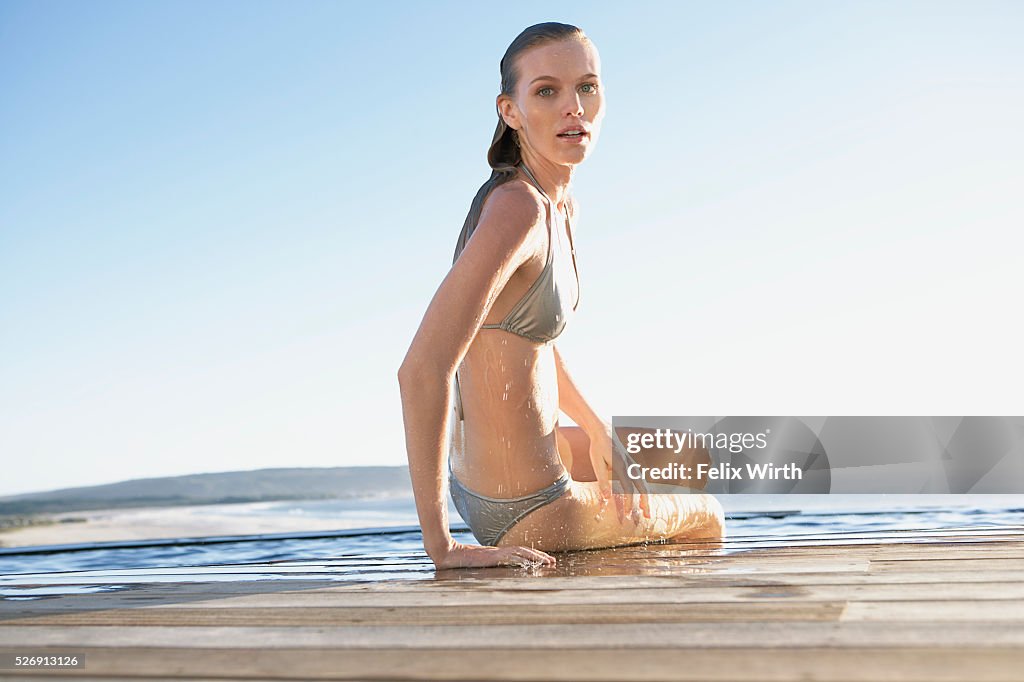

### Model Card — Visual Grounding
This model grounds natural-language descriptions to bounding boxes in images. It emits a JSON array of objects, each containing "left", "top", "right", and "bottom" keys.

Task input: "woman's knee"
[{"left": 677, "top": 493, "right": 725, "bottom": 539}]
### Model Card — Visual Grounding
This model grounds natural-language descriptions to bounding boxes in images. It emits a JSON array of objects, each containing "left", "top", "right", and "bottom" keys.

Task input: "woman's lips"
[{"left": 557, "top": 132, "right": 589, "bottom": 144}]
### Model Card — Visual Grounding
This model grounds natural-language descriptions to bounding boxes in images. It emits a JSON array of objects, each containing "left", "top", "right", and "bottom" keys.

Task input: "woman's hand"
[
  {"left": 431, "top": 539, "right": 556, "bottom": 569},
  {"left": 587, "top": 420, "right": 651, "bottom": 523}
]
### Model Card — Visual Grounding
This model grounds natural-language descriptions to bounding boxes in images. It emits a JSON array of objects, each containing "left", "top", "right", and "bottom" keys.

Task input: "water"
[{"left": 0, "top": 495, "right": 1021, "bottom": 598}]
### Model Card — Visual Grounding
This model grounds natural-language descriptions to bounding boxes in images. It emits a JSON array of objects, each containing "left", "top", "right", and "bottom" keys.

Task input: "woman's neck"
[{"left": 519, "top": 154, "right": 573, "bottom": 211}]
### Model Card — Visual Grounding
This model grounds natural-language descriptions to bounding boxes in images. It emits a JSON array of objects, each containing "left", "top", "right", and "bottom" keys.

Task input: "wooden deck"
[{"left": 2, "top": 525, "right": 1023, "bottom": 681}]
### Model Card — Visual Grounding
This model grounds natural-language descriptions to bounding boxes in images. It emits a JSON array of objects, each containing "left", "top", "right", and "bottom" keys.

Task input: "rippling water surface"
[{"left": 1, "top": 496, "right": 1021, "bottom": 598}]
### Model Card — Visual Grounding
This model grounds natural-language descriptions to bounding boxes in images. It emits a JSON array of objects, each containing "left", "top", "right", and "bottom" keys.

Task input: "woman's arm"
[
  {"left": 553, "top": 344, "right": 604, "bottom": 433},
  {"left": 553, "top": 344, "right": 650, "bottom": 521},
  {"left": 398, "top": 183, "right": 556, "bottom": 568}
]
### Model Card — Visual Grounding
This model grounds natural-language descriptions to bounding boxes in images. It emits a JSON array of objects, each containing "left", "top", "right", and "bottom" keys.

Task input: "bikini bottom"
[{"left": 448, "top": 461, "right": 571, "bottom": 547}]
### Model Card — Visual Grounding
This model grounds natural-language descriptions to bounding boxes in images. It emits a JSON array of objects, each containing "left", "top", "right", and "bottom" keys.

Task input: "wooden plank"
[
  {"left": 312, "top": 571, "right": 1024, "bottom": 591},
  {"left": 6, "top": 581, "right": 1013, "bottom": 612},
  {"left": 717, "top": 546, "right": 1024, "bottom": 560},
  {"left": 870, "top": 558, "right": 1024, "bottom": 572},
  {"left": 1, "top": 646, "right": 1023, "bottom": 681},
  {"left": 11, "top": 599, "right": 1023, "bottom": 627},
  {"left": 4, "top": 578, "right": 1023, "bottom": 623},
  {"left": 4, "top": 621, "right": 1024, "bottom": 649},
  {"left": 85, "top": 582, "right": 1022, "bottom": 608},
  {"left": 5, "top": 570, "right": 1023, "bottom": 614},
  {"left": 843, "top": 600, "right": 1024, "bottom": 621},
  {"left": 2, "top": 601, "right": 846, "bottom": 626},
  {"left": 675, "top": 530, "right": 1024, "bottom": 546},
  {"left": 6, "top": 579, "right": 1024, "bottom": 623}
]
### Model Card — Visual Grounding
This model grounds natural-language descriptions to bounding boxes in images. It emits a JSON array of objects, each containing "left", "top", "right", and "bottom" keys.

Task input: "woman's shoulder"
[{"left": 479, "top": 176, "right": 547, "bottom": 231}]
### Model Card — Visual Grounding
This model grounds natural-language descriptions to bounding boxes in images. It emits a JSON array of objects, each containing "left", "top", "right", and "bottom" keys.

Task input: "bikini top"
[{"left": 456, "top": 163, "right": 580, "bottom": 344}]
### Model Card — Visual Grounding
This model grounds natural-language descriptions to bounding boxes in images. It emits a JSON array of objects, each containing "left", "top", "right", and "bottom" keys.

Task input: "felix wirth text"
[{"left": 621, "top": 428, "right": 802, "bottom": 482}]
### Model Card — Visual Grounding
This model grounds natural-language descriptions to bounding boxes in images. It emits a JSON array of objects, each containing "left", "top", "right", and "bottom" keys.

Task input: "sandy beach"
[{"left": 0, "top": 500, "right": 419, "bottom": 548}]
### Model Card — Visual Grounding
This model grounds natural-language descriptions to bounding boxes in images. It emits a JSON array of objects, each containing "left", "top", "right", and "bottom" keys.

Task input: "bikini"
[{"left": 448, "top": 163, "right": 580, "bottom": 546}]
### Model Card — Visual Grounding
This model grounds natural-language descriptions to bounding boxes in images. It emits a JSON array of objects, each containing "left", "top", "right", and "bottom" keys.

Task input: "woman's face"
[{"left": 500, "top": 38, "right": 604, "bottom": 168}]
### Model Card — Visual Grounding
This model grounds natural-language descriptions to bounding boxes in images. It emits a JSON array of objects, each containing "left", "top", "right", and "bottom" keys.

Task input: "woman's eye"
[
  {"left": 580, "top": 83, "right": 599, "bottom": 94},
  {"left": 538, "top": 87, "right": 554, "bottom": 97}
]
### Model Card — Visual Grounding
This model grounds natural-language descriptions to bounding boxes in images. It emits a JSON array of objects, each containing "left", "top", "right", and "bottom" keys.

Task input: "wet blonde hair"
[{"left": 453, "top": 22, "right": 589, "bottom": 263}]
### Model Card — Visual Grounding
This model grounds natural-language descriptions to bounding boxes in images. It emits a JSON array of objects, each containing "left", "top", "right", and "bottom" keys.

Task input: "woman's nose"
[{"left": 564, "top": 92, "right": 583, "bottom": 117}]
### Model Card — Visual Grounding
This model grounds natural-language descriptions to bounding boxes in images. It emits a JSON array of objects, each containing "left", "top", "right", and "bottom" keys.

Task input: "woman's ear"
[{"left": 496, "top": 94, "right": 520, "bottom": 130}]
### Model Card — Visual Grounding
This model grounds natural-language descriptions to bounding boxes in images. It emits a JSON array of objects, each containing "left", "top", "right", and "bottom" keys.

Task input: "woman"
[{"left": 398, "top": 22, "right": 724, "bottom": 569}]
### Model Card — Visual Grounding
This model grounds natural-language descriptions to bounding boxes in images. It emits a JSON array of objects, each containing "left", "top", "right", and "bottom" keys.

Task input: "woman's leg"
[
  {"left": 504, "top": 426, "right": 725, "bottom": 552},
  {"left": 556, "top": 425, "right": 597, "bottom": 481},
  {"left": 500, "top": 480, "right": 724, "bottom": 551}
]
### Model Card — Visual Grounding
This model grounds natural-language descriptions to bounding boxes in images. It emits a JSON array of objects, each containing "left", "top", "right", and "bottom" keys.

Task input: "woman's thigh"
[{"left": 500, "top": 479, "right": 725, "bottom": 552}]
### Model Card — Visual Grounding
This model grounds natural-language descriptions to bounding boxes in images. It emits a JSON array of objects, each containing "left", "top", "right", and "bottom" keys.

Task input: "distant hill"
[{"left": 0, "top": 467, "right": 413, "bottom": 516}]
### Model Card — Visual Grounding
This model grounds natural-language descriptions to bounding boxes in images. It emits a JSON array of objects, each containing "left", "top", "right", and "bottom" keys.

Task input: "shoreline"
[{"left": 0, "top": 498, "right": 420, "bottom": 549}]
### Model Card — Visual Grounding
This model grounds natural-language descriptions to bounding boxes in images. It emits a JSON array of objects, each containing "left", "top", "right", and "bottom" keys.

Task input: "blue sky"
[{"left": 2, "top": 1, "right": 1021, "bottom": 495}]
